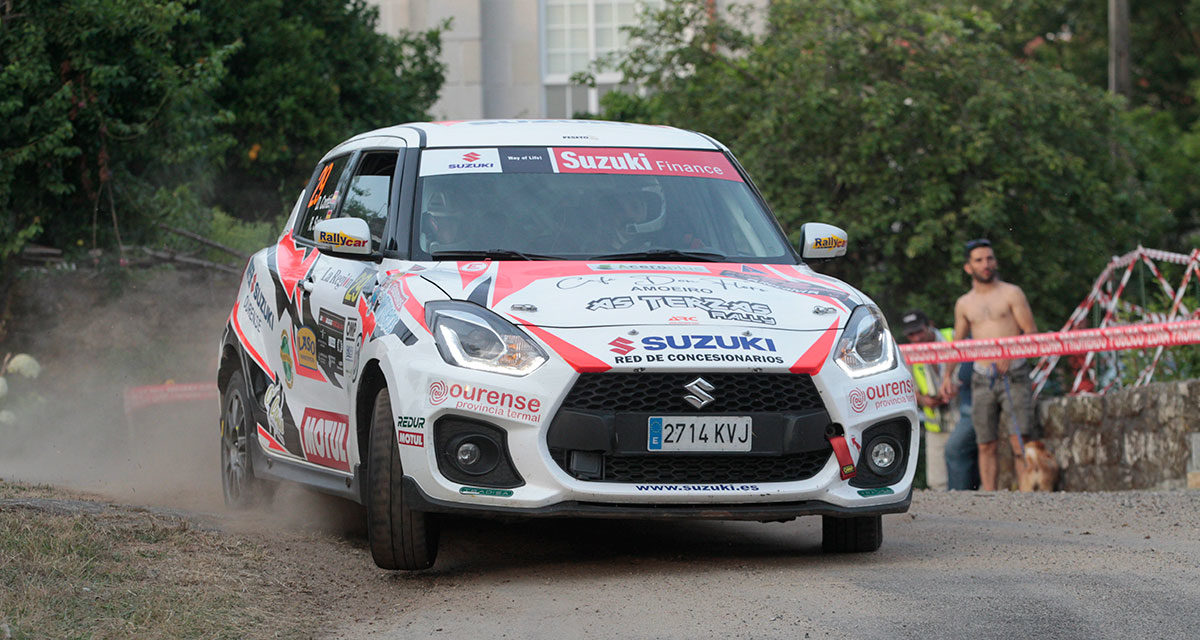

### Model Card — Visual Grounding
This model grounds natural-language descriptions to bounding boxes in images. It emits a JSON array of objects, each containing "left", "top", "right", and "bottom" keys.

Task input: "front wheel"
[
  {"left": 366, "top": 387, "right": 439, "bottom": 570},
  {"left": 220, "top": 370, "right": 274, "bottom": 509},
  {"left": 821, "top": 514, "right": 883, "bottom": 553}
]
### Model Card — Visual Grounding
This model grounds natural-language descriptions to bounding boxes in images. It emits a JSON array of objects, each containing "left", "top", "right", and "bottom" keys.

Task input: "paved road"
[{"left": 331, "top": 490, "right": 1200, "bottom": 640}]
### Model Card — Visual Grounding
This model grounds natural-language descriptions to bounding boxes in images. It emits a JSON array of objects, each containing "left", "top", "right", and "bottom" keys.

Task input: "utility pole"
[{"left": 1109, "top": 0, "right": 1131, "bottom": 98}]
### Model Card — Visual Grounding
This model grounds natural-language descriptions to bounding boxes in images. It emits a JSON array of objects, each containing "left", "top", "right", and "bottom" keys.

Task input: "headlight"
[
  {"left": 832, "top": 305, "right": 897, "bottom": 378},
  {"left": 426, "top": 301, "right": 548, "bottom": 376}
]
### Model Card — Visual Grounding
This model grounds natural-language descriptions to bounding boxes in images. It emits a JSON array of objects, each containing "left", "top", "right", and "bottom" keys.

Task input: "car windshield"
[{"left": 411, "top": 147, "right": 793, "bottom": 262}]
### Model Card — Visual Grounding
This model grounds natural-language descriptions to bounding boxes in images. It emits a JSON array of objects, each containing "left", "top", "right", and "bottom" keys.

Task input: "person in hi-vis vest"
[{"left": 900, "top": 310, "right": 957, "bottom": 490}]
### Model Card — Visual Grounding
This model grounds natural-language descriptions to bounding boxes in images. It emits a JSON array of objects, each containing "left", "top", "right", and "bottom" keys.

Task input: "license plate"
[{"left": 647, "top": 416, "right": 752, "bottom": 452}]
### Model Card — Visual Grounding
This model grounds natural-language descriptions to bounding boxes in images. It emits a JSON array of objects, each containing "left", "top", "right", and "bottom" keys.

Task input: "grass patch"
[{"left": 0, "top": 481, "right": 316, "bottom": 639}]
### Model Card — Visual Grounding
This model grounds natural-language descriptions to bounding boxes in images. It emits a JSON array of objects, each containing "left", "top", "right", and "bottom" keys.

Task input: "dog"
[{"left": 1018, "top": 440, "right": 1059, "bottom": 492}]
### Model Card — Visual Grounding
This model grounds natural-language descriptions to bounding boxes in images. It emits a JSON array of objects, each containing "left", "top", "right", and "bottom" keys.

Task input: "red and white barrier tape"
[
  {"left": 899, "top": 319, "right": 1200, "bottom": 365},
  {"left": 123, "top": 382, "right": 218, "bottom": 416}
]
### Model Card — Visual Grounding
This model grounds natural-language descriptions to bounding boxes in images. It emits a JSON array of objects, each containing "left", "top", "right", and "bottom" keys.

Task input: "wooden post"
[{"left": 1109, "top": 0, "right": 1131, "bottom": 99}]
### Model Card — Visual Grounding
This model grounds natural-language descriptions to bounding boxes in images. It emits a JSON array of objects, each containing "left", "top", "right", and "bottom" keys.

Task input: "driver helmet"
[{"left": 621, "top": 183, "right": 667, "bottom": 236}]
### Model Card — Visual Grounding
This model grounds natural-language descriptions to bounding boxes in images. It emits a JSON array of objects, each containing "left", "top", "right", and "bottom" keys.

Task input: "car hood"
[{"left": 416, "top": 261, "right": 863, "bottom": 331}]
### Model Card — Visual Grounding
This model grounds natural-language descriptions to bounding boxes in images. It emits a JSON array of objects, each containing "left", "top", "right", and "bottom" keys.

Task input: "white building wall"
[{"left": 370, "top": 0, "right": 769, "bottom": 121}]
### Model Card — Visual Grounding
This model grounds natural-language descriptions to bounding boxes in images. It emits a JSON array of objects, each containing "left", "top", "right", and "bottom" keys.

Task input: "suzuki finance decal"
[
  {"left": 553, "top": 147, "right": 742, "bottom": 181},
  {"left": 608, "top": 334, "right": 783, "bottom": 365},
  {"left": 428, "top": 380, "right": 542, "bottom": 423},
  {"left": 849, "top": 380, "right": 915, "bottom": 412},
  {"left": 299, "top": 408, "right": 351, "bottom": 472},
  {"left": 587, "top": 295, "right": 775, "bottom": 325},
  {"left": 418, "top": 147, "right": 741, "bottom": 182}
]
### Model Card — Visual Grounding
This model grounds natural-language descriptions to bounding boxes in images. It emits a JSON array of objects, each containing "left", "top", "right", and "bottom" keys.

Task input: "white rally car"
[{"left": 218, "top": 120, "right": 918, "bottom": 570}]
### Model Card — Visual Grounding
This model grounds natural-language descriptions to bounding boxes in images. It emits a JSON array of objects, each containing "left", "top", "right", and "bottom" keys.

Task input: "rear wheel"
[
  {"left": 821, "top": 514, "right": 883, "bottom": 553},
  {"left": 220, "top": 370, "right": 274, "bottom": 509},
  {"left": 366, "top": 387, "right": 439, "bottom": 570}
]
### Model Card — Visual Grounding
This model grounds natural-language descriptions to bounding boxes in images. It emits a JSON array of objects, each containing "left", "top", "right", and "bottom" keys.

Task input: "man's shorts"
[{"left": 971, "top": 361, "right": 1035, "bottom": 444}]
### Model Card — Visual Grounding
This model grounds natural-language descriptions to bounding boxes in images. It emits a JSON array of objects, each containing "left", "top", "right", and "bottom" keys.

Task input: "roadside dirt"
[{"left": 2, "top": 268, "right": 1198, "bottom": 638}]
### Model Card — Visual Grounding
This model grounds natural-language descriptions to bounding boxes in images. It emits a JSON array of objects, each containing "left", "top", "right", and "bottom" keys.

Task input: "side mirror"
[
  {"left": 315, "top": 218, "right": 372, "bottom": 256},
  {"left": 798, "top": 222, "right": 848, "bottom": 260}
]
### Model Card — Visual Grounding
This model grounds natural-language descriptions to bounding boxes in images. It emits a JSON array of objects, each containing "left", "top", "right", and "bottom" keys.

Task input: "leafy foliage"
[
  {"left": 181, "top": 0, "right": 446, "bottom": 221},
  {"left": 591, "top": 0, "right": 1171, "bottom": 328},
  {"left": 0, "top": 0, "right": 444, "bottom": 278},
  {"left": 0, "top": 0, "right": 236, "bottom": 265}
]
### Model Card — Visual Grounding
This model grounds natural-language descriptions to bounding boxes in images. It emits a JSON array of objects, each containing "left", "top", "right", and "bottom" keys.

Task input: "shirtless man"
[{"left": 940, "top": 239, "right": 1037, "bottom": 490}]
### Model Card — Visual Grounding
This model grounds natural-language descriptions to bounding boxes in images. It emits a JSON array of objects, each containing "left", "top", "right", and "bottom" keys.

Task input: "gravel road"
[{"left": 328, "top": 489, "right": 1200, "bottom": 640}]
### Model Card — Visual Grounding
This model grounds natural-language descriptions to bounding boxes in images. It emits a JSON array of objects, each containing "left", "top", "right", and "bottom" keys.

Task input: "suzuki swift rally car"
[{"left": 218, "top": 120, "right": 919, "bottom": 570}]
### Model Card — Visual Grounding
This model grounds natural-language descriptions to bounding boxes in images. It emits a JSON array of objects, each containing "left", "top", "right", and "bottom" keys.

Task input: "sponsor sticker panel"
[
  {"left": 848, "top": 379, "right": 915, "bottom": 413},
  {"left": 419, "top": 148, "right": 503, "bottom": 176},
  {"left": 299, "top": 408, "right": 352, "bottom": 472},
  {"left": 606, "top": 333, "right": 785, "bottom": 365},
  {"left": 428, "top": 380, "right": 543, "bottom": 424}
]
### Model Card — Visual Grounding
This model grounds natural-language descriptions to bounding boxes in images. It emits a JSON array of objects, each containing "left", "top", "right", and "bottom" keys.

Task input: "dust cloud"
[{"left": 0, "top": 267, "right": 366, "bottom": 536}]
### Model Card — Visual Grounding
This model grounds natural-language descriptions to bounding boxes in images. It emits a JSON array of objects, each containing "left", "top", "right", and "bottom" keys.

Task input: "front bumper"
[
  {"left": 401, "top": 476, "right": 913, "bottom": 521},
  {"left": 395, "top": 346, "right": 920, "bottom": 516}
]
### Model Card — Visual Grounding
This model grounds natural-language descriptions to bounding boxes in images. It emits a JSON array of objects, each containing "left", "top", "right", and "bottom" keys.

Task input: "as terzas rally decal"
[
  {"left": 428, "top": 380, "right": 542, "bottom": 424},
  {"left": 299, "top": 408, "right": 351, "bottom": 472},
  {"left": 608, "top": 334, "right": 784, "bottom": 365},
  {"left": 849, "top": 380, "right": 915, "bottom": 413},
  {"left": 587, "top": 295, "right": 775, "bottom": 326}
]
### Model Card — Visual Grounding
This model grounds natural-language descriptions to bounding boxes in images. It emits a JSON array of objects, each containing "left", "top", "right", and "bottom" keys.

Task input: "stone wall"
[{"left": 1035, "top": 379, "right": 1200, "bottom": 491}]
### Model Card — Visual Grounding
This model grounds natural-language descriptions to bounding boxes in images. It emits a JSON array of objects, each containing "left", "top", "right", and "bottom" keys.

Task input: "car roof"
[{"left": 337, "top": 119, "right": 727, "bottom": 152}]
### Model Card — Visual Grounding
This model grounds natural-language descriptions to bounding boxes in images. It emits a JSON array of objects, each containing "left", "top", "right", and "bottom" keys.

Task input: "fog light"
[
  {"left": 866, "top": 436, "right": 902, "bottom": 475},
  {"left": 448, "top": 434, "right": 500, "bottom": 476},
  {"left": 457, "top": 443, "right": 481, "bottom": 467}
]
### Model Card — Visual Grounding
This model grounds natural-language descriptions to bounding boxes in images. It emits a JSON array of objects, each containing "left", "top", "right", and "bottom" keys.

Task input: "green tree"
[
  {"left": 0, "top": 0, "right": 236, "bottom": 268},
  {"left": 590, "top": 0, "right": 1169, "bottom": 328},
  {"left": 974, "top": 0, "right": 1200, "bottom": 251},
  {"left": 182, "top": 0, "right": 446, "bottom": 221}
]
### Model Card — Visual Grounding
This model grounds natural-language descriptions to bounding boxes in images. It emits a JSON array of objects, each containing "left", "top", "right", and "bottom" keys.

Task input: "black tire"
[
  {"left": 366, "top": 387, "right": 439, "bottom": 570},
  {"left": 821, "top": 514, "right": 883, "bottom": 553},
  {"left": 220, "top": 370, "right": 274, "bottom": 509}
]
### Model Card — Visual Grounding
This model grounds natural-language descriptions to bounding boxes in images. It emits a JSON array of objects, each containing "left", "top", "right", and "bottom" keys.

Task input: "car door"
[{"left": 288, "top": 149, "right": 403, "bottom": 474}]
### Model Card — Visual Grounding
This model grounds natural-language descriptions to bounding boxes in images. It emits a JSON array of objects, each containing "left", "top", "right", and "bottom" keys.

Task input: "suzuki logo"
[
  {"left": 608, "top": 337, "right": 635, "bottom": 355},
  {"left": 683, "top": 377, "right": 715, "bottom": 409},
  {"left": 462, "top": 152, "right": 481, "bottom": 162}
]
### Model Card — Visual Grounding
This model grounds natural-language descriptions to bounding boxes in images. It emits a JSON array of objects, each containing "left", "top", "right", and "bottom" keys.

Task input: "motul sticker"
[
  {"left": 397, "top": 430, "right": 424, "bottom": 448},
  {"left": 299, "top": 408, "right": 351, "bottom": 472}
]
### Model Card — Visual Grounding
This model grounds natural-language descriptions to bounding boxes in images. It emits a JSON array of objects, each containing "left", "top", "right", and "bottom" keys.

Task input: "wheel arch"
[{"left": 356, "top": 358, "right": 389, "bottom": 474}]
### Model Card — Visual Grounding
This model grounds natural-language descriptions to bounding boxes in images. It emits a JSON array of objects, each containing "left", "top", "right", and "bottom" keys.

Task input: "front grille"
[
  {"left": 562, "top": 372, "right": 824, "bottom": 413},
  {"left": 551, "top": 448, "right": 832, "bottom": 484}
]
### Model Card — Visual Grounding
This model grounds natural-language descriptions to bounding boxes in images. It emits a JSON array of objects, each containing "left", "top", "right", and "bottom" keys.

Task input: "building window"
[{"left": 543, "top": 0, "right": 661, "bottom": 117}]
